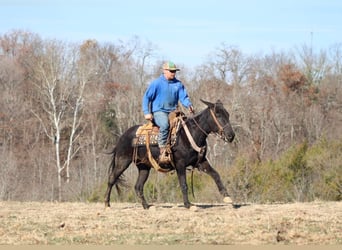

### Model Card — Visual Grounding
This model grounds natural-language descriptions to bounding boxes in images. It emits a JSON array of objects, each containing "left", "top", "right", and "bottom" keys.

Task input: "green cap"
[{"left": 162, "top": 61, "right": 180, "bottom": 71}]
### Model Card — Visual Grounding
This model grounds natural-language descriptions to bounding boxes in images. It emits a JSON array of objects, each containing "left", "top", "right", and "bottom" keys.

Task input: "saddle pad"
[
  {"left": 133, "top": 122, "right": 159, "bottom": 146},
  {"left": 132, "top": 134, "right": 159, "bottom": 146}
]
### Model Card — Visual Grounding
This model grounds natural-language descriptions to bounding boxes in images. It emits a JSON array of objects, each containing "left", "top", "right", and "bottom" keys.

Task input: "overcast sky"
[{"left": 1, "top": 0, "right": 341, "bottom": 67}]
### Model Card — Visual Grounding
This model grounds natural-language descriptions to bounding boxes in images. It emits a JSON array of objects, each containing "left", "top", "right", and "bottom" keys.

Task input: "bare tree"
[{"left": 26, "top": 40, "right": 91, "bottom": 201}]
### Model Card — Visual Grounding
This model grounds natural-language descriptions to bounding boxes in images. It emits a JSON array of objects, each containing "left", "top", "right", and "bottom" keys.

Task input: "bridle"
[
  {"left": 180, "top": 105, "right": 232, "bottom": 163},
  {"left": 191, "top": 106, "right": 231, "bottom": 141},
  {"left": 209, "top": 108, "right": 232, "bottom": 140}
]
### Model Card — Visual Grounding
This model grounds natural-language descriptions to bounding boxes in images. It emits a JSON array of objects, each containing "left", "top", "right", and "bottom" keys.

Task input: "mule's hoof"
[
  {"left": 190, "top": 205, "right": 199, "bottom": 212},
  {"left": 148, "top": 205, "right": 157, "bottom": 211},
  {"left": 223, "top": 196, "right": 233, "bottom": 203}
]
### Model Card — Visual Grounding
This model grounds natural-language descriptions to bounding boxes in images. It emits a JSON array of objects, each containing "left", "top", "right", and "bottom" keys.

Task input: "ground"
[{"left": 0, "top": 201, "right": 341, "bottom": 245}]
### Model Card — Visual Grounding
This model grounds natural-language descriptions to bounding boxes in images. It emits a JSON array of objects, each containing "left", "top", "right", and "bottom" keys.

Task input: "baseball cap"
[{"left": 162, "top": 61, "right": 180, "bottom": 71}]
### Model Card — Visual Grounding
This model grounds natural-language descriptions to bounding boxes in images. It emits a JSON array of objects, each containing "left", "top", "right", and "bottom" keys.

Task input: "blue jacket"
[{"left": 142, "top": 74, "right": 192, "bottom": 115}]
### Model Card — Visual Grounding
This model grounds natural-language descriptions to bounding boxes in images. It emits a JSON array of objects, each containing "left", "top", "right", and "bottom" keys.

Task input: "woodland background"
[{"left": 0, "top": 30, "right": 341, "bottom": 204}]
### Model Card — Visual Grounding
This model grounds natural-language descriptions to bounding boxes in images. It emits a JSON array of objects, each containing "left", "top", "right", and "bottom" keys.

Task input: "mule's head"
[{"left": 201, "top": 99, "right": 235, "bottom": 143}]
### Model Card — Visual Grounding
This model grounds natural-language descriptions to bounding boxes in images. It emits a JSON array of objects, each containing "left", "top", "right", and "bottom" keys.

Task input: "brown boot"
[{"left": 159, "top": 147, "right": 170, "bottom": 165}]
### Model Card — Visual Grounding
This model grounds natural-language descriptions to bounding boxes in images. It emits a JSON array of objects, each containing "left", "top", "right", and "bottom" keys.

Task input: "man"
[{"left": 142, "top": 61, "right": 194, "bottom": 164}]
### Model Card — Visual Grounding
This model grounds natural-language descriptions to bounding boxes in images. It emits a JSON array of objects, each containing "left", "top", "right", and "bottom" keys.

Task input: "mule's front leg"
[
  {"left": 176, "top": 168, "right": 193, "bottom": 208},
  {"left": 198, "top": 159, "right": 232, "bottom": 203},
  {"left": 135, "top": 166, "right": 151, "bottom": 209}
]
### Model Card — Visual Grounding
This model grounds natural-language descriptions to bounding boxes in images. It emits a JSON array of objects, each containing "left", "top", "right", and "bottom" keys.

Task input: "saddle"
[
  {"left": 132, "top": 110, "right": 183, "bottom": 147},
  {"left": 132, "top": 110, "right": 185, "bottom": 172},
  {"left": 133, "top": 122, "right": 159, "bottom": 146}
]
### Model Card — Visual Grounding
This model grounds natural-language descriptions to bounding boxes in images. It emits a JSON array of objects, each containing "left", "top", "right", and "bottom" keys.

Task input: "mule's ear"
[{"left": 200, "top": 99, "right": 214, "bottom": 108}]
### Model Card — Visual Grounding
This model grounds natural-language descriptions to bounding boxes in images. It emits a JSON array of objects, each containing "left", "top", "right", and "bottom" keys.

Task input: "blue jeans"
[{"left": 153, "top": 111, "right": 169, "bottom": 147}]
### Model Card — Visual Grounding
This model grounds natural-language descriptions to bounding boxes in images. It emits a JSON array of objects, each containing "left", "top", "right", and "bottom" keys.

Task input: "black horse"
[{"left": 104, "top": 99, "right": 235, "bottom": 209}]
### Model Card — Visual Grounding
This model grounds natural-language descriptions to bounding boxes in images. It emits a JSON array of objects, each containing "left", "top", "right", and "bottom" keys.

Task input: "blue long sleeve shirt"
[{"left": 142, "top": 74, "right": 192, "bottom": 115}]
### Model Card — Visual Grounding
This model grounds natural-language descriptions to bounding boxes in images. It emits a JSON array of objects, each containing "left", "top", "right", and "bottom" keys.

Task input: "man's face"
[{"left": 164, "top": 69, "right": 177, "bottom": 80}]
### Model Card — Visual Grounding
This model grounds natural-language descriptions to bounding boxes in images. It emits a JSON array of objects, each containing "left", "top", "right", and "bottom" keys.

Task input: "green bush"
[
  {"left": 305, "top": 138, "right": 342, "bottom": 201},
  {"left": 226, "top": 139, "right": 341, "bottom": 203}
]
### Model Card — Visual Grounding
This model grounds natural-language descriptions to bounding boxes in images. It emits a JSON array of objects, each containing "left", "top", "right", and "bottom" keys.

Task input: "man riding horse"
[
  {"left": 142, "top": 61, "right": 194, "bottom": 165},
  {"left": 105, "top": 98, "right": 235, "bottom": 209},
  {"left": 104, "top": 61, "right": 235, "bottom": 209}
]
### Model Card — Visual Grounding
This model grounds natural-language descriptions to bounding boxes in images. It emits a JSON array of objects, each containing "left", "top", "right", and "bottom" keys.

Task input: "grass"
[{"left": 0, "top": 201, "right": 341, "bottom": 245}]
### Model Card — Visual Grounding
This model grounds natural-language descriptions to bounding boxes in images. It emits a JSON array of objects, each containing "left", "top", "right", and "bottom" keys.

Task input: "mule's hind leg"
[
  {"left": 135, "top": 164, "right": 151, "bottom": 209},
  {"left": 104, "top": 170, "right": 116, "bottom": 208},
  {"left": 104, "top": 158, "right": 131, "bottom": 208},
  {"left": 198, "top": 159, "right": 232, "bottom": 203}
]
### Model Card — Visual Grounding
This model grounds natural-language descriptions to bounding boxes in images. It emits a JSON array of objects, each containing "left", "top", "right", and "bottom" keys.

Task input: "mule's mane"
[{"left": 185, "top": 102, "right": 222, "bottom": 125}]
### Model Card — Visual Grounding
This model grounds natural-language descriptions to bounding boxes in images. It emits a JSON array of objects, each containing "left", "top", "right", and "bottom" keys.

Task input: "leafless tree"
[{"left": 25, "top": 40, "right": 92, "bottom": 201}]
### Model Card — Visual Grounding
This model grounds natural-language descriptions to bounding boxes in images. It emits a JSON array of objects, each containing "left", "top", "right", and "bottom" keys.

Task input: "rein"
[{"left": 186, "top": 106, "right": 231, "bottom": 141}]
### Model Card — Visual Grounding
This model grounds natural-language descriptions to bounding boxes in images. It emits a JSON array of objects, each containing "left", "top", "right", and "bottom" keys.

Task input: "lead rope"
[
  {"left": 180, "top": 118, "right": 205, "bottom": 199},
  {"left": 181, "top": 119, "right": 202, "bottom": 152},
  {"left": 191, "top": 168, "right": 195, "bottom": 199},
  {"left": 180, "top": 117, "right": 206, "bottom": 165}
]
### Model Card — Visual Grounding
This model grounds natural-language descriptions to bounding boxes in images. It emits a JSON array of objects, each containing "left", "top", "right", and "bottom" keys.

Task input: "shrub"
[
  {"left": 226, "top": 140, "right": 342, "bottom": 203},
  {"left": 305, "top": 138, "right": 342, "bottom": 201}
]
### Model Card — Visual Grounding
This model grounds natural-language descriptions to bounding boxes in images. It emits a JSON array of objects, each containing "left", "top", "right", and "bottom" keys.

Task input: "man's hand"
[
  {"left": 189, "top": 106, "right": 194, "bottom": 114},
  {"left": 144, "top": 114, "right": 153, "bottom": 120}
]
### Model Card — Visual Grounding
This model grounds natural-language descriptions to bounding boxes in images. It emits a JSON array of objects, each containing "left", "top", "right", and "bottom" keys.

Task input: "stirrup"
[{"left": 158, "top": 154, "right": 171, "bottom": 164}]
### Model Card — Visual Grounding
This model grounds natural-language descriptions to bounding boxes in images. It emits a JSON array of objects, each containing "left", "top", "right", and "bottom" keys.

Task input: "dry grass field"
[{"left": 0, "top": 201, "right": 341, "bottom": 245}]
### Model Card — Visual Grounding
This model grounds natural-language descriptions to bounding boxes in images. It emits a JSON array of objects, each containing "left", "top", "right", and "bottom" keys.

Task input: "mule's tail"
[
  {"left": 107, "top": 146, "right": 117, "bottom": 175},
  {"left": 107, "top": 146, "right": 128, "bottom": 198}
]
